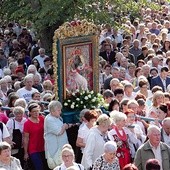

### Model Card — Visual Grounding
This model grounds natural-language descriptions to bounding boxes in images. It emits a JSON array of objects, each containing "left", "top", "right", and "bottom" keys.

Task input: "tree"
[{"left": 0, "top": 0, "right": 160, "bottom": 52}]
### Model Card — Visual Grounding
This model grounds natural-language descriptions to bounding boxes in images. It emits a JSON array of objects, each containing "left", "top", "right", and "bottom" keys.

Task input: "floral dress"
[
  {"left": 0, "top": 156, "right": 22, "bottom": 170},
  {"left": 92, "top": 155, "right": 120, "bottom": 170}
]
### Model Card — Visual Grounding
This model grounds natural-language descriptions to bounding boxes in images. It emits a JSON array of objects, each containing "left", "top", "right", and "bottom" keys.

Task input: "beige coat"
[{"left": 134, "top": 141, "right": 170, "bottom": 170}]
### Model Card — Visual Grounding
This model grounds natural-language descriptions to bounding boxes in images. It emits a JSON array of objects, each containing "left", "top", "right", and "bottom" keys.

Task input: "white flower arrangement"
[{"left": 63, "top": 90, "right": 104, "bottom": 110}]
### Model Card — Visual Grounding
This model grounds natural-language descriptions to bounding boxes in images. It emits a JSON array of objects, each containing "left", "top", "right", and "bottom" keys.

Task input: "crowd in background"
[{"left": 0, "top": 1, "right": 170, "bottom": 170}]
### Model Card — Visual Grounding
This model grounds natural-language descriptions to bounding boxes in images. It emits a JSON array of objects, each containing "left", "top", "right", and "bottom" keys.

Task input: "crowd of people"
[{"left": 0, "top": 0, "right": 170, "bottom": 170}]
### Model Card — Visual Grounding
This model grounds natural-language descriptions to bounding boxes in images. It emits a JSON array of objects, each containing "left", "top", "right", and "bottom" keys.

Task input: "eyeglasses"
[{"left": 62, "top": 155, "right": 73, "bottom": 158}]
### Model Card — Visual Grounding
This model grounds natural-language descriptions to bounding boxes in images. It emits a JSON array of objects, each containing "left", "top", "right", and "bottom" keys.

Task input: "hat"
[
  {"left": 44, "top": 57, "right": 51, "bottom": 62},
  {"left": 15, "top": 67, "right": 25, "bottom": 74}
]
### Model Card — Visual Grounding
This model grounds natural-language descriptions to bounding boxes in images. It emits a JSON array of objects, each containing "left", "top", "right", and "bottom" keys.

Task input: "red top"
[
  {"left": 24, "top": 115, "right": 44, "bottom": 154},
  {"left": 0, "top": 112, "right": 9, "bottom": 124}
]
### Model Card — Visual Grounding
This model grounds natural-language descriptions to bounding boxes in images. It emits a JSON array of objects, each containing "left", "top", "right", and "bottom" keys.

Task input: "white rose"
[
  {"left": 68, "top": 100, "right": 71, "bottom": 102},
  {"left": 70, "top": 105, "right": 75, "bottom": 109},
  {"left": 76, "top": 98, "right": 80, "bottom": 101},
  {"left": 84, "top": 105, "right": 86, "bottom": 108},
  {"left": 80, "top": 101, "right": 83, "bottom": 104},
  {"left": 64, "top": 103, "right": 68, "bottom": 106},
  {"left": 84, "top": 96, "right": 88, "bottom": 100},
  {"left": 88, "top": 94, "right": 91, "bottom": 98},
  {"left": 72, "top": 93, "right": 75, "bottom": 96},
  {"left": 76, "top": 104, "right": 78, "bottom": 107},
  {"left": 97, "top": 93, "right": 101, "bottom": 96},
  {"left": 92, "top": 99, "right": 95, "bottom": 102},
  {"left": 91, "top": 91, "right": 94, "bottom": 94}
]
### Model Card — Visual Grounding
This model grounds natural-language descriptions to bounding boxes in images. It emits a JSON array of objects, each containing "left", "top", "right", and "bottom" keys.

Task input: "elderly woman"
[
  {"left": 44, "top": 100, "right": 69, "bottom": 169},
  {"left": 0, "top": 141, "right": 22, "bottom": 170},
  {"left": 14, "top": 98, "right": 28, "bottom": 117},
  {"left": 92, "top": 141, "right": 120, "bottom": 170},
  {"left": 81, "top": 114, "right": 112, "bottom": 169},
  {"left": 23, "top": 102, "right": 48, "bottom": 170},
  {"left": 54, "top": 144, "right": 84, "bottom": 170},
  {"left": 6, "top": 106, "right": 27, "bottom": 166},
  {"left": 108, "top": 111, "right": 139, "bottom": 169}
]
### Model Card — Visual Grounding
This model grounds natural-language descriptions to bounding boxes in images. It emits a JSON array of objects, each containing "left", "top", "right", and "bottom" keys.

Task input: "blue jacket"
[{"left": 150, "top": 76, "right": 170, "bottom": 92}]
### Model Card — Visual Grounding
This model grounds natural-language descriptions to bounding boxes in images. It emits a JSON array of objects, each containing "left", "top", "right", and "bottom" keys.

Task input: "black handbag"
[{"left": 12, "top": 119, "right": 22, "bottom": 149}]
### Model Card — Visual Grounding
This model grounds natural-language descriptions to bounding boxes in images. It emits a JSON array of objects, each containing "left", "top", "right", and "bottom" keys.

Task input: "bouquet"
[{"left": 63, "top": 90, "right": 104, "bottom": 110}]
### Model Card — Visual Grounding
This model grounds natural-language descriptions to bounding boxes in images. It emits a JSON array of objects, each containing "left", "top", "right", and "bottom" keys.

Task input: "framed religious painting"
[{"left": 53, "top": 20, "right": 99, "bottom": 103}]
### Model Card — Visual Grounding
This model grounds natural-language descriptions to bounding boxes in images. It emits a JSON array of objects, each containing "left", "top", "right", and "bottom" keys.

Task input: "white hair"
[
  {"left": 24, "top": 74, "right": 34, "bottom": 83},
  {"left": 3, "top": 75, "right": 12, "bottom": 82},
  {"left": 14, "top": 81, "right": 21, "bottom": 90},
  {"left": 9, "top": 62, "right": 18, "bottom": 70},
  {"left": 110, "top": 111, "right": 127, "bottom": 124},
  {"left": 13, "top": 106, "right": 25, "bottom": 115},
  {"left": 147, "top": 125, "right": 161, "bottom": 136},
  {"left": 33, "top": 73, "right": 42, "bottom": 83},
  {"left": 27, "top": 65, "right": 37, "bottom": 74},
  {"left": 104, "top": 141, "right": 117, "bottom": 153},
  {"left": 48, "top": 100, "right": 62, "bottom": 112},
  {"left": 14, "top": 98, "right": 27, "bottom": 109},
  {"left": 3, "top": 68, "right": 11, "bottom": 76},
  {"left": 39, "top": 48, "right": 45, "bottom": 53}
]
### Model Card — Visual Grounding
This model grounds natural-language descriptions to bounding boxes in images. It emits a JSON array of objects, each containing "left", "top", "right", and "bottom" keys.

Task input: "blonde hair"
[
  {"left": 152, "top": 91, "right": 164, "bottom": 107},
  {"left": 96, "top": 114, "right": 112, "bottom": 126}
]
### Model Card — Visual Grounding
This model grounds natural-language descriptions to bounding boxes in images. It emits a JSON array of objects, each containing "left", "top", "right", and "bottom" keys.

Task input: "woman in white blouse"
[
  {"left": 76, "top": 110, "right": 98, "bottom": 154},
  {"left": 81, "top": 114, "right": 112, "bottom": 169}
]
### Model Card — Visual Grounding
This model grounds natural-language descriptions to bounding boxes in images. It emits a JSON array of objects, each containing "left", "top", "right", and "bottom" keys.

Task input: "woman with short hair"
[
  {"left": 0, "top": 141, "right": 22, "bottom": 170},
  {"left": 76, "top": 110, "right": 98, "bottom": 162},
  {"left": 109, "top": 111, "right": 138, "bottom": 169},
  {"left": 23, "top": 102, "right": 48, "bottom": 170},
  {"left": 54, "top": 144, "right": 84, "bottom": 170},
  {"left": 6, "top": 106, "right": 27, "bottom": 167},
  {"left": 92, "top": 141, "right": 120, "bottom": 170},
  {"left": 44, "top": 100, "right": 69, "bottom": 169}
]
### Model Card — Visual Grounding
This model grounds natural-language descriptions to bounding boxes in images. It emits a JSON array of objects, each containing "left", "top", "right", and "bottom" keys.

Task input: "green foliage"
[{"left": 0, "top": 0, "right": 161, "bottom": 50}]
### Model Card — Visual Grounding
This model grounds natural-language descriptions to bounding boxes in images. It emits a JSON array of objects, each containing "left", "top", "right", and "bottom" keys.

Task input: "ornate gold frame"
[{"left": 53, "top": 19, "right": 99, "bottom": 102}]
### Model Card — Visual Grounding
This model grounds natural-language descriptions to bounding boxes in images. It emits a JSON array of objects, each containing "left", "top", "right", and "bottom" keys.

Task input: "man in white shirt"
[
  {"left": 17, "top": 74, "right": 38, "bottom": 103},
  {"left": 34, "top": 48, "right": 48, "bottom": 68}
]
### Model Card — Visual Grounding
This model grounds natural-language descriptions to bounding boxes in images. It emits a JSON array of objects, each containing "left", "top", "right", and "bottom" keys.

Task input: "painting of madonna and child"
[{"left": 64, "top": 43, "right": 93, "bottom": 94}]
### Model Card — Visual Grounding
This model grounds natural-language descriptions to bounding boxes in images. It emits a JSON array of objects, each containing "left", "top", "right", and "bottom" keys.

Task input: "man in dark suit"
[
  {"left": 99, "top": 44, "right": 116, "bottom": 65},
  {"left": 151, "top": 66, "right": 170, "bottom": 92}
]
